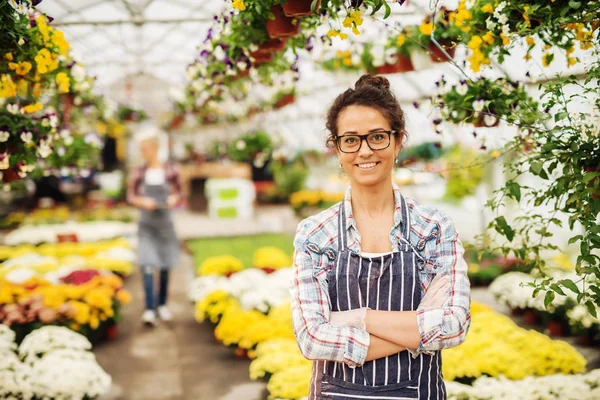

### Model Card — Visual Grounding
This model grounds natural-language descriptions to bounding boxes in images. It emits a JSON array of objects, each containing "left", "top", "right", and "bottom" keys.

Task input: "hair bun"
[{"left": 355, "top": 74, "right": 391, "bottom": 91}]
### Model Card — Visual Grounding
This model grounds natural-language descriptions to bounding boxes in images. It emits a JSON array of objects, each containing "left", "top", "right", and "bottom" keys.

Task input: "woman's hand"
[
  {"left": 167, "top": 194, "right": 179, "bottom": 209},
  {"left": 329, "top": 308, "right": 369, "bottom": 330},
  {"left": 138, "top": 197, "right": 157, "bottom": 211}
]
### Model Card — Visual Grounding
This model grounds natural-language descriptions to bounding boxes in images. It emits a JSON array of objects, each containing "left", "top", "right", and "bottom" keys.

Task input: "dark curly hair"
[{"left": 325, "top": 74, "right": 407, "bottom": 148}]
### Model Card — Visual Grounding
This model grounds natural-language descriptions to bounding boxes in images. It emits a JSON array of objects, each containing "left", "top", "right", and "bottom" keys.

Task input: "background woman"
[
  {"left": 290, "top": 75, "right": 471, "bottom": 399},
  {"left": 127, "top": 130, "right": 181, "bottom": 326}
]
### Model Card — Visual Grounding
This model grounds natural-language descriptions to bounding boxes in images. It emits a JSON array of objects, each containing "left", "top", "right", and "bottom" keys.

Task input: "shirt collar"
[{"left": 343, "top": 182, "right": 404, "bottom": 232}]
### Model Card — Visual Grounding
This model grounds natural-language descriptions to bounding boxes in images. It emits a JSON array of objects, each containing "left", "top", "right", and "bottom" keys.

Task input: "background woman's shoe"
[
  {"left": 142, "top": 310, "right": 158, "bottom": 326},
  {"left": 157, "top": 306, "right": 173, "bottom": 321}
]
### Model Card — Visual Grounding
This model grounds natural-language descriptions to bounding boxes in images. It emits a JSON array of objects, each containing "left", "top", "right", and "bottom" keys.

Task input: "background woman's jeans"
[{"left": 142, "top": 266, "right": 170, "bottom": 310}]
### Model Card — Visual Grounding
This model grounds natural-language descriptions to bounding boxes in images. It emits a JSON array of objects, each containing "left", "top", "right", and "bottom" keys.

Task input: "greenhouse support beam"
[{"left": 52, "top": 17, "right": 214, "bottom": 26}]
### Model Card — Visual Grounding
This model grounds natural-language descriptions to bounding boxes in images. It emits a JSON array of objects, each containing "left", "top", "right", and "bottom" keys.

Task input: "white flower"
[
  {"left": 497, "top": 13, "right": 509, "bottom": 25},
  {"left": 84, "top": 132, "right": 102, "bottom": 148},
  {"left": 74, "top": 96, "right": 82, "bottom": 106},
  {"left": 484, "top": 114, "right": 498, "bottom": 126},
  {"left": 71, "top": 64, "right": 86, "bottom": 82},
  {"left": 186, "top": 65, "right": 198, "bottom": 80},
  {"left": 0, "top": 153, "right": 8, "bottom": 170},
  {"left": 0, "top": 130, "right": 9, "bottom": 142},
  {"left": 18, "top": 37, "right": 25, "bottom": 45},
  {"left": 236, "top": 140, "right": 247, "bottom": 150},
  {"left": 472, "top": 99, "right": 485, "bottom": 112},
  {"left": 236, "top": 61, "right": 248, "bottom": 71},
  {"left": 456, "top": 82, "right": 468, "bottom": 96},
  {"left": 384, "top": 48, "right": 398, "bottom": 65},
  {"left": 20, "top": 131, "right": 33, "bottom": 144},
  {"left": 38, "top": 139, "right": 53, "bottom": 158},
  {"left": 213, "top": 45, "right": 226, "bottom": 61},
  {"left": 7, "top": 103, "right": 19, "bottom": 114},
  {"left": 486, "top": 18, "right": 497, "bottom": 31},
  {"left": 49, "top": 114, "right": 58, "bottom": 128}
]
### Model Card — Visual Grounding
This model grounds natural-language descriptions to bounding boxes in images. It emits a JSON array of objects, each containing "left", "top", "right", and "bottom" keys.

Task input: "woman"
[
  {"left": 290, "top": 75, "right": 471, "bottom": 399},
  {"left": 127, "top": 131, "right": 181, "bottom": 326}
]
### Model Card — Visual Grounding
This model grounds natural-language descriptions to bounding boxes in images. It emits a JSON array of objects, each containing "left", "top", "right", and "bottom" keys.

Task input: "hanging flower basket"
[
  {"left": 258, "top": 38, "right": 288, "bottom": 53},
  {"left": 428, "top": 40, "right": 456, "bottom": 63},
  {"left": 274, "top": 94, "right": 295, "bottom": 109},
  {"left": 376, "top": 54, "right": 414, "bottom": 74},
  {"left": 266, "top": 6, "right": 300, "bottom": 39},
  {"left": 282, "top": 0, "right": 321, "bottom": 17},
  {"left": 250, "top": 50, "right": 274, "bottom": 65}
]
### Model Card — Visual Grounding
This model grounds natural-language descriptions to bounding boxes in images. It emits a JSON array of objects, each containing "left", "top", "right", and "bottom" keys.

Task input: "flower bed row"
[
  {"left": 0, "top": 273, "right": 131, "bottom": 344},
  {"left": 190, "top": 261, "right": 590, "bottom": 399},
  {"left": 0, "top": 325, "right": 111, "bottom": 399},
  {"left": 3, "top": 205, "right": 134, "bottom": 229},
  {"left": 490, "top": 271, "right": 600, "bottom": 344},
  {"left": 0, "top": 237, "right": 136, "bottom": 278}
]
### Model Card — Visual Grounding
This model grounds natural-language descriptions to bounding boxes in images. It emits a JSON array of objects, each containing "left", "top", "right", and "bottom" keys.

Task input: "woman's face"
[
  {"left": 140, "top": 139, "right": 159, "bottom": 164},
  {"left": 336, "top": 105, "right": 401, "bottom": 188}
]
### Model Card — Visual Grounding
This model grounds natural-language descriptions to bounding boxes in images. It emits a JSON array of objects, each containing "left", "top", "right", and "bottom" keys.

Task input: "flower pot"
[
  {"left": 257, "top": 38, "right": 288, "bottom": 53},
  {"left": 395, "top": 54, "right": 414, "bottom": 72},
  {"left": 282, "top": 0, "right": 320, "bottom": 16},
  {"left": 275, "top": 94, "right": 295, "bottom": 109},
  {"left": 409, "top": 49, "right": 434, "bottom": 70},
  {"left": 266, "top": 6, "right": 300, "bottom": 39},
  {"left": 429, "top": 41, "right": 456, "bottom": 63},
  {"left": 511, "top": 308, "right": 525, "bottom": 317},
  {"left": 106, "top": 324, "right": 119, "bottom": 341},
  {"left": 547, "top": 320, "right": 568, "bottom": 337},
  {"left": 250, "top": 50, "right": 274, "bottom": 65},
  {"left": 523, "top": 309, "right": 539, "bottom": 325}
]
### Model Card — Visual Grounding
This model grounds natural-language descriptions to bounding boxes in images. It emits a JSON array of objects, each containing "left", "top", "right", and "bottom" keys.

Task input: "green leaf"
[
  {"left": 494, "top": 216, "right": 515, "bottom": 242},
  {"left": 584, "top": 171, "right": 599, "bottom": 182},
  {"left": 550, "top": 283, "right": 565, "bottom": 296},
  {"left": 311, "top": 0, "right": 319, "bottom": 13},
  {"left": 568, "top": 235, "right": 583, "bottom": 245},
  {"left": 585, "top": 300, "right": 597, "bottom": 318},
  {"left": 383, "top": 1, "right": 391, "bottom": 18},
  {"left": 558, "top": 279, "right": 580, "bottom": 295},
  {"left": 544, "top": 290, "right": 555, "bottom": 310},
  {"left": 569, "top": 0, "right": 581, "bottom": 9},
  {"left": 530, "top": 162, "right": 543, "bottom": 176},
  {"left": 532, "top": 287, "right": 541, "bottom": 298},
  {"left": 506, "top": 182, "right": 521, "bottom": 202}
]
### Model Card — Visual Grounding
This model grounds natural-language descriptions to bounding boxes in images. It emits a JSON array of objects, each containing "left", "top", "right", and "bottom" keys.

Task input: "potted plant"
[{"left": 282, "top": 0, "right": 321, "bottom": 17}]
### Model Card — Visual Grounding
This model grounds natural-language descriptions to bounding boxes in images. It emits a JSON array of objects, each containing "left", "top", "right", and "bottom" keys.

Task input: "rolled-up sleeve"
[
  {"left": 290, "top": 221, "right": 370, "bottom": 367},
  {"left": 415, "top": 213, "right": 471, "bottom": 355}
]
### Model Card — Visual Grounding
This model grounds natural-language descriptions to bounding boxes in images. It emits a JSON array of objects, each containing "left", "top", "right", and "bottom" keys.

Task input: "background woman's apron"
[
  {"left": 310, "top": 195, "right": 445, "bottom": 399},
  {"left": 137, "top": 172, "right": 180, "bottom": 269}
]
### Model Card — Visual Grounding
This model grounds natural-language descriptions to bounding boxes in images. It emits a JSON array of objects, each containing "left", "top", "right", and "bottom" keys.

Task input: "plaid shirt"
[
  {"left": 126, "top": 162, "right": 182, "bottom": 205},
  {"left": 290, "top": 183, "right": 471, "bottom": 367}
]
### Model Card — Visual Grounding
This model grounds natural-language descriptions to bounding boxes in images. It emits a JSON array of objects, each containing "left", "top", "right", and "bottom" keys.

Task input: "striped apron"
[{"left": 311, "top": 195, "right": 445, "bottom": 399}]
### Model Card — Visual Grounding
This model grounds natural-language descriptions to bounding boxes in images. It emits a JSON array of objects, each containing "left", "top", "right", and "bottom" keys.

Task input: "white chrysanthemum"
[
  {"left": 0, "top": 325, "right": 17, "bottom": 352},
  {"left": 30, "top": 351, "right": 111, "bottom": 400},
  {"left": 19, "top": 327, "right": 92, "bottom": 365}
]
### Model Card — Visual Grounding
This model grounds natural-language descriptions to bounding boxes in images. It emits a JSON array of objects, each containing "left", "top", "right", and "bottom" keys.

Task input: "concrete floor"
[{"left": 96, "top": 250, "right": 267, "bottom": 400}]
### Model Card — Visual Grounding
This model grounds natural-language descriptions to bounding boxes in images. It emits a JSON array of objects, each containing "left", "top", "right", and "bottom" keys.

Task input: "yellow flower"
[
  {"left": 481, "top": 3, "right": 494, "bottom": 13},
  {"left": 116, "top": 289, "right": 132, "bottom": 305},
  {"left": 524, "top": 54, "right": 532, "bottom": 61},
  {"left": 343, "top": 57, "right": 353, "bottom": 66},
  {"left": 339, "top": 33, "right": 348, "bottom": 40},
  {"left": 68, "top": 300, "right": 91, "bottom": 325},
  {"left": 500, "top": 32, "right": 510, "bottom": 46},
  {"left": 23, "top": 102, "right": 43, "bottom": 113},
  {"left": 8, "top": 61, "right": 32, "bottom": 76},
  {"left": 253, "top": 247, "right": 292, "bottom": 270},
  {"left": 526, "top": 36, "right": 534, "bottom": 46},
  {"left": 51, "top": 29, "right": 70, "bottom": 56},
  {"left": 482, "top": 32, "right": 495, "bottom": 45},
  {"left": 5, "top": 53, "right": 13, "bottom": 61},
  {"left": 491, "top": 151, "right": 501, "bottom": 159},
  {"left": 342, "top": 17, "right": 353, "bottom": 29},
  {"left": 419, "top": 22, "right": 434, "bottom": 36},
  {"left": 198, "top": 255, "right": 244, "bottom": 276},
  {"left": 522, "top": 6, "right": 530, "bottom": 26},
  {"left": 468, "top": 36, "right": 483, "bottom": 50},
  {"left": 232, "top": 0, "right": 245, "bottom": 11},
  {"left": 56, "top": 72, "right": 70, "bottom": 93},
  {"left": 327, "top": 29, "right": 339, "bottom": 38},
  {"left": 567, "top": 57, "right": 577, "bottom": 67},
  {"left": 0, "top": 74, "right": 17, "bottom": 98},
  {"left": 350, "top": 10, "right": 363, "bottom": 26},
  {"left": 396, "top": 34, "right": 406, "bottom": 47},
  {"left": 542, "top": 52, "right": 554, "bottom": 67},
  {"left": 352, "top": 26, "right": 360, "bottom": 36}
]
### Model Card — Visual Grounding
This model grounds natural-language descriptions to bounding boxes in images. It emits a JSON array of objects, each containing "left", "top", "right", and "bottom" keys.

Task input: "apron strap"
[
  {"left": 337, "top": 201, "right": 347, "bottom": 250},
  {"left": 400, "top": 194, "right": 411, "bottom": 239}
]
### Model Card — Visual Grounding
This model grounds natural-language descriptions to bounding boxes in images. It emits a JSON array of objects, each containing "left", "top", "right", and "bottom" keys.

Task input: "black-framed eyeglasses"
[{"left": 336, "top": 130, "right": 395, "bottom": 153}]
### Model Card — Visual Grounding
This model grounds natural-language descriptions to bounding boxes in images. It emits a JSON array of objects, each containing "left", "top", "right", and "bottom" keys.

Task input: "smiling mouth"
[{"left": 356, "top": 162, "right": 380, "bottom": 169}]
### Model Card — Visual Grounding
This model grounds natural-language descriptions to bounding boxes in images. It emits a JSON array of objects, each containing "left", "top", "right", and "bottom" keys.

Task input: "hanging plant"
[{"left": 433, "top": 77, "right": 542, "bottom": 128}]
